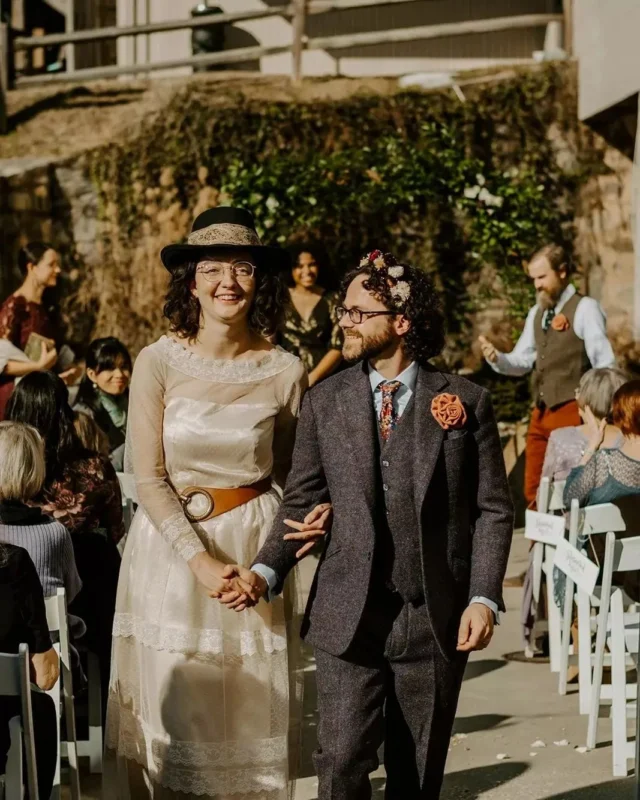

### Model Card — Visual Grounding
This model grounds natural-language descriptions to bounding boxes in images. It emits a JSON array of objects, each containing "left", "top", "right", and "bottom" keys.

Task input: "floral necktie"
[
  {"left": 542, "top": 307, "right": 556, "bottom": 331},
  {"left": 378, "top": 381, "right": 403, "bottom": 442}
]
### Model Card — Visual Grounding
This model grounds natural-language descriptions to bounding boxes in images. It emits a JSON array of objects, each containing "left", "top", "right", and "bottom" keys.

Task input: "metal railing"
[{"left": 0, "top": 0, "right": 566, "bottom": 133}]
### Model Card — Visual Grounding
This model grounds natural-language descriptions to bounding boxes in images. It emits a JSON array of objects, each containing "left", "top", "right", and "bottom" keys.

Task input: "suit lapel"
[
  {"left": 337, "top": 363, "right": 378, "bottom": 512},
  {"left": 413, "top": 366, "right": 449, "bottom": 517}
]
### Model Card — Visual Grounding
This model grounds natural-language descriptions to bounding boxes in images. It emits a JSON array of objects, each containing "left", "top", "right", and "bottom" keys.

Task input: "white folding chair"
[
  {"left": 0, "top": 644, "right": 39, "bottom": 800},
  {"left": 527, "top": 477, "right": 566, "bottom": 670},
  {"left": 44, "top": 589, "right": 80, "bottom": 800},
  {"left": 556, "top": 501, "right": 636, "bottom": 714},
  {"left": 587, "top": 530, "right": 640, "bottom": 775}
]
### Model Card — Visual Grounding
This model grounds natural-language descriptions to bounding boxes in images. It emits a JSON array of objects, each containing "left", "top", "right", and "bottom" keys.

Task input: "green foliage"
[{"left": 88, "top": 64, "right": 596, "bottom": 421}]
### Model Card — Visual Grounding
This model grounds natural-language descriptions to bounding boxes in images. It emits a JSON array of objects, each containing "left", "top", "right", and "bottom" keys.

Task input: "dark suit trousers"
[{"left": 313, "top": 588, "right": 467, "bottom": 800}]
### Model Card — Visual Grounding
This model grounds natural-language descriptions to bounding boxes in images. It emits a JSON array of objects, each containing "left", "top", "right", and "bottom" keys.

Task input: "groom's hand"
[
  {"left": 211, "top": 565, "right": 268, "bottom": 612},
  {"left": 456, "top": 603, "right": 495, "bottom": 652}
]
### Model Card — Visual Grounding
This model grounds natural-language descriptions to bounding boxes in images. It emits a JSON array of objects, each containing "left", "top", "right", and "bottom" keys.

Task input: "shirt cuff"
[
  {"left": 470, "top": 596, "right": 501, "bottom": 625},
  {"left": 252, "top": 564, "right": 279, "bottom": 602}
]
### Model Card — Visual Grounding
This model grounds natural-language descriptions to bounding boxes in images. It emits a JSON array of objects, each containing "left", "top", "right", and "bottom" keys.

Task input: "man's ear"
[{"left": 395, "top": 315, "right": 411, "bottom": 337}]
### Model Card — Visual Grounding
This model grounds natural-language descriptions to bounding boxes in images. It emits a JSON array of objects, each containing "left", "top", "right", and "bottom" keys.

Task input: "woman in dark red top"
[{"left": 0, "top": 242, "right": 80, "bottom": 418}]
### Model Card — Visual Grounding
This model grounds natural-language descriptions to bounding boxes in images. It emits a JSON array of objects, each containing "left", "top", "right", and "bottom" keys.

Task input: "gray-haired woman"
[{"left": 541, "top": 367, "right": 628, "bottom": 483}]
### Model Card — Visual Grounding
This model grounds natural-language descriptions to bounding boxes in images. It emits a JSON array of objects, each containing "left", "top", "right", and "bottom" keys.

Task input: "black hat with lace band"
[{"left": 160, "top": 206, "right": 290, "bottom": 272}]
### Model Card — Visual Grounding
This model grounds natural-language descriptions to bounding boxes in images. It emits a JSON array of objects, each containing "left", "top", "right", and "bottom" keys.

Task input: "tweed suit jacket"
[{"left": 254, "top": 360, "right": 514, "bottom": 660}]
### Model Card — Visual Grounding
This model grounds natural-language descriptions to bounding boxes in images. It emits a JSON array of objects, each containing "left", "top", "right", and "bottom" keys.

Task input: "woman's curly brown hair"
[
  {"left": 163, "top": 260, "right": 286, "bottom": 341},
  {"left": 342, "top": 251, "right": 445, "bottom": 365}
]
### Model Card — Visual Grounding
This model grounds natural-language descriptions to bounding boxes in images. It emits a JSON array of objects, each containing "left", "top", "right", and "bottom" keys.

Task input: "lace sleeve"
[
  {"left": 272, "top": 359, "right": 308, "bottom": 493},
  {"left": 564, "top": 452, "right": 603, "bottom": 506},
  {"left": 0, "top": 296, "right": 24, "bottom": 344},
  {"left": 541, "top": 432, "right": 558, "bottom": 480},
  {"left": 126, "top": 345, "right": 206, "bottom": 562}
]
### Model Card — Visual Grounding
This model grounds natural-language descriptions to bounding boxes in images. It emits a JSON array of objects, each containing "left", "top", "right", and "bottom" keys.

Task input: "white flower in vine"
[
  {"left": 391, "top": 281, "right": 411, "bottom": 303},
  {"left": 478, "top": 187, "right": 504, "bottom": 208},
  {"left": 464, "top": 186, "right": 481, "bottom": 200},
  {"left": 476, "top": 174, "right": 486, "bottom": 186},
  {"left": 388, "top": 265, "right": 404, "bottom": 278},
  {"left": 266, "top": 196, "right": 279, "bottom": 212}
]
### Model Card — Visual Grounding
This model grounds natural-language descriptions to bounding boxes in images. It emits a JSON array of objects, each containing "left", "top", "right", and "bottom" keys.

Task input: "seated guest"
[
  {"left": 0, "top": 421, "right": 84, "bottom": 640},
  {"left": 0, "top": 542, "right": 59, "bottom": 799},
  {"left": 542, "top": 367, "right": 628, "bottom": 483},
  {"left": 564, "top": 379, "right": 640, "bottom": 507},
  {"left": 6, "top": 371, "right": 123, "bottom": 722},
  {"left": 74, "top": 409, "right": 109, "bottom": 458},
  {"left": 74, "top": 337, "right": 131, "bottom": 471}
]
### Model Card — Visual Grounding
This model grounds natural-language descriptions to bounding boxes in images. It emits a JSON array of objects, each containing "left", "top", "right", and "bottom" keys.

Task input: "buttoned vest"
[{"left": 532, "top": 292, "right": 591, "bottom": 409}]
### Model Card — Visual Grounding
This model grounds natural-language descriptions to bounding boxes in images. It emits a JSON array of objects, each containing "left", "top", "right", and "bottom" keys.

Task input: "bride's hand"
[
  {"left": 283, "top": 502, "right": 332, "bottom": 559},
  {"left": 188, "top": 552, "right": 234, "bottom": 596}
]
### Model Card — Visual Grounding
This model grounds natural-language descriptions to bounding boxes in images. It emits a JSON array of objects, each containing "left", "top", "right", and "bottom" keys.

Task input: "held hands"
[
  {"left": 212, "top": 565, "right": 268, "bottom": 612},
  {"left": 283, "top": 503, "right": 332, "bottom": 558},
  {"left": 457, "top": 602, "right": 495, "bottom": 653},
  {"left": 478, "top": 335, "right": 498, "bottom": 364}
]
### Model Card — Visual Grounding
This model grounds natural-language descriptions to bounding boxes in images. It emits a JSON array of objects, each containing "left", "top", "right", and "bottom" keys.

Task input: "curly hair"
[
  {"left": 163, "top": 260, "right": 286, "bottom": 341},
  {"left": 285, "top": 241, "right": 339, "bottom": 290},
  {"left": 342, "top": 252, "right": 445, "bottom": 365}
]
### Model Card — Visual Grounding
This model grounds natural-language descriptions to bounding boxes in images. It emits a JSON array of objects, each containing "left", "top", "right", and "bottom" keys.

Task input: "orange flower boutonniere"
[{"left": 551, "top": 313, "right": 570, "bottom": 332}]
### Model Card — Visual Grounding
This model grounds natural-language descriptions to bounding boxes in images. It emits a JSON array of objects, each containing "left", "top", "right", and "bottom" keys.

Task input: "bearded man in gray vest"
[
  {"left": 219, "top": 252, "right": 514, "bottom": 799},
  {"left": 479, "top": 243, "right": 615, "bottom": 507}
]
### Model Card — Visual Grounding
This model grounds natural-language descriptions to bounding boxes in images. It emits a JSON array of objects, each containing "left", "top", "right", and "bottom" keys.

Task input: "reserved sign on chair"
[
  {"left": 524, "top": 510, "right": 565, "bottom": 546},
  {"left": 553, "top": 539, "right": 599, "bottom": 596}
]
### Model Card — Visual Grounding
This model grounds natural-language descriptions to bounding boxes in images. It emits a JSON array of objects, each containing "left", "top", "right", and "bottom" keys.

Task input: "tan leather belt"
[{"left": 179, "top": 478, "right": 272, "bottom": 523}]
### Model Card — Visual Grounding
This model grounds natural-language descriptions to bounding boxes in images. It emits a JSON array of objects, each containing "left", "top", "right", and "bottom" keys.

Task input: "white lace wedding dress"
[{"left": 104, "top": 336, "right": 306, "bottom": 799}]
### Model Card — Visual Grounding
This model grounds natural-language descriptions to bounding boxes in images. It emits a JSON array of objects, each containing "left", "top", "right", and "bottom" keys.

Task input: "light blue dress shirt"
[{"left": 254, "top": 361, "right": 499, "bottom": 621}]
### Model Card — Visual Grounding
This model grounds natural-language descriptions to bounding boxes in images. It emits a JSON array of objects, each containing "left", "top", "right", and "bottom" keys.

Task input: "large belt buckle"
[{"left": 180, "top": 487, "right": 214, "bottom": 523}]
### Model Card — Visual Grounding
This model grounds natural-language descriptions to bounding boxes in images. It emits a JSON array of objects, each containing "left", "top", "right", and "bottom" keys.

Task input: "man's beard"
[
  {"left": 342, "top": 327, "right": 396, "bottom": 363},
  {"left": 537, "top": 289, "right": 560, "bottom": 310}
]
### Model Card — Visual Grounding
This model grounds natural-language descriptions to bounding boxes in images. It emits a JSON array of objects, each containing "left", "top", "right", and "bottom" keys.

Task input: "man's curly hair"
[
  {"left": 342, "top": 251, "right": 445, "bottom": 365},
  {"left": 163, "top": 260, "right": 286, "bottom": 341}
]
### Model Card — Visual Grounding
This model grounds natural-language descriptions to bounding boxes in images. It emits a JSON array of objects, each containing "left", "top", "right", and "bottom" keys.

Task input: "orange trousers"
[{"left": 525, "top": 400, "right": 581, "bottom": 506}]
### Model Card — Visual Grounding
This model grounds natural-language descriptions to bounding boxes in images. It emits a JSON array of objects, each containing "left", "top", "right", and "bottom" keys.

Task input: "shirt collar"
[
  {"left": 542, "top": 283, "right": 575, "bottom": 314},
  {"left": 368, "top": 361, "right": 419, "bottom": 393}
]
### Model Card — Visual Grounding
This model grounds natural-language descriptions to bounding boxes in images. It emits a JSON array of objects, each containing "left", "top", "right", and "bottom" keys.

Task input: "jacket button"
[
  {"left": 541, "top": 355, "right": 545, "bottom": 360},
  {"left": 382, "top": 460, "right": 389, "bottom": 467},
  {"left": 383, "top": 484, "right": 388, "bottom": 491}
]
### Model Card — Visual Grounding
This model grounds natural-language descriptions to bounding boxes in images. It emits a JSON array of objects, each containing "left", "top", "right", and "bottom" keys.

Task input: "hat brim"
[{"left": 161, "top": 243, "right": 291, "bottom": 272}]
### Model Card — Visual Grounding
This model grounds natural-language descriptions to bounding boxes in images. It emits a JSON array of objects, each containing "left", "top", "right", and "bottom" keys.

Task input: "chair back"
[
  {"left": 548, "top": 479, "right": 566, "bottom": 511},
  {"left": 0, "top": 644, "right": 39, "bottom": 799}
]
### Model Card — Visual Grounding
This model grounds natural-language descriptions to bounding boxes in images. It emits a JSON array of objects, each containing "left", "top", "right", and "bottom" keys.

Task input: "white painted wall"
[{"left": 574, "top": 0, "right": 640, "bottom": 120}]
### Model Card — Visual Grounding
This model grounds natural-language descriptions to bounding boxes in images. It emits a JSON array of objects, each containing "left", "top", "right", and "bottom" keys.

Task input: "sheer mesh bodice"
[
  {"left": 105, "top": 336, "right": 307, "bottom": 799},
  {"left": 564, "top": 448, "right": 640, "bottom": 507}
]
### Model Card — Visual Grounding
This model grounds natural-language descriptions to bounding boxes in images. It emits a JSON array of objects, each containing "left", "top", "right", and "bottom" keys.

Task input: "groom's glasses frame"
[{"left": 336, "top": 306, "right": 399, "bottom": 325}]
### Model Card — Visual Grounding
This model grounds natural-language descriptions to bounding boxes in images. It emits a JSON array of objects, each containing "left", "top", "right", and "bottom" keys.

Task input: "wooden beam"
[
  {"left": 308, "top": 0, "right": 421, "bottom": 10},
  {"left": 0, "top": 23, "right": 8, "bottom": 135},
  {"left": 14, "top": 6, "right": 293, "bottom": 50},
  {"left": 307, "top": 13, "right": 564, "bottom": 51},
  {"left": 292, "top": 0, "right": 308, "bottom": 82}
]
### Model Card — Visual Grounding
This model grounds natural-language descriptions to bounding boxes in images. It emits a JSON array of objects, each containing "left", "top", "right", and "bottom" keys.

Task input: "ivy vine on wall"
[{"left": 86, "top": 63, "right": 598, "bottom": 421}]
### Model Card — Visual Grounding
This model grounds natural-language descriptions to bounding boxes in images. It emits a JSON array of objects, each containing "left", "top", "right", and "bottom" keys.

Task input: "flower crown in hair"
[{"left": 359, "top": 250, "right": 411, "bottom": 304}]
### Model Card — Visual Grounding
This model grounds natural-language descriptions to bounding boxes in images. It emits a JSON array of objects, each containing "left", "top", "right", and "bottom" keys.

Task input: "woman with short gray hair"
[{"left": 541, "top": 367, "right": 628, "bottom": 483}]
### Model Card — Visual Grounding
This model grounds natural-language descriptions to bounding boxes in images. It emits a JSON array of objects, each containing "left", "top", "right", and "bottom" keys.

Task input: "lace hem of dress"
[
  {"left": 112, "top": 612, "right": 288, "bottom": 656},
  {"left": 158, "top": 336, "right": 299, "bottom": 384},
  {"left": 106, "top": 700, "right": 288, "bottom": 796},
  {"left": 159, "top": 512, "right": 206, "bottom": 561}
]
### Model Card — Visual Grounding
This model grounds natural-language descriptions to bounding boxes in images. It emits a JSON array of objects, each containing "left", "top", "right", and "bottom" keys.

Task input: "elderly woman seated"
[
  {"left": 564, "top": 379, "right": 640, "bottom": 507},
  {"left": 542, "top": 368, "right": 628, "bottom": 484}
]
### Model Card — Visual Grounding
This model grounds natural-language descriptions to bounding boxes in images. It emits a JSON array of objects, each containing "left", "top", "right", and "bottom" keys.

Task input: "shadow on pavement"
[
  {"left": 453, "top": 714, "right": 511, "bottom": 735},
  {"left": 441, "top": 762, "right": 529, "bottom": 798},
  {"left": 463, "top": 659, "right": 507, "bottom": 681},
  {"left": 542, "top": 777, "right": 635, "bottom": 798}
]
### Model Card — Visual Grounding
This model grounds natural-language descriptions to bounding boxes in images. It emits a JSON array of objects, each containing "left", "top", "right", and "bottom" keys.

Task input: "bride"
[{"left": 105, "top": 207, "right": 329, "bottom": 798}]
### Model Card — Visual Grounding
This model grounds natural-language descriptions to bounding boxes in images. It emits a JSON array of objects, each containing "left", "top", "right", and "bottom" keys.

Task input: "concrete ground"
[{"left": 66, "top": 530, "right": 635, "bottom": 798}]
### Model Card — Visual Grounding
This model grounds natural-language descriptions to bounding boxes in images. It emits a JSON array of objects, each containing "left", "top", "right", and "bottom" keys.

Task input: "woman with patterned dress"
[
  {"left": 105, "top": 208, "right": 327, "bottom": 799},
  {"left": 0, "top": 243, "right": 62, "bottom": 417},
  {"left": 278, "top": 243, "right": 342, "bottom": 387}
]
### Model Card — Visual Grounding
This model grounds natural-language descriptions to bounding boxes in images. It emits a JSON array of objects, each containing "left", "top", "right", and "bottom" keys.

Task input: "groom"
[{"left": 225, "top": 252, "right": 514, "bottom": 798}]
